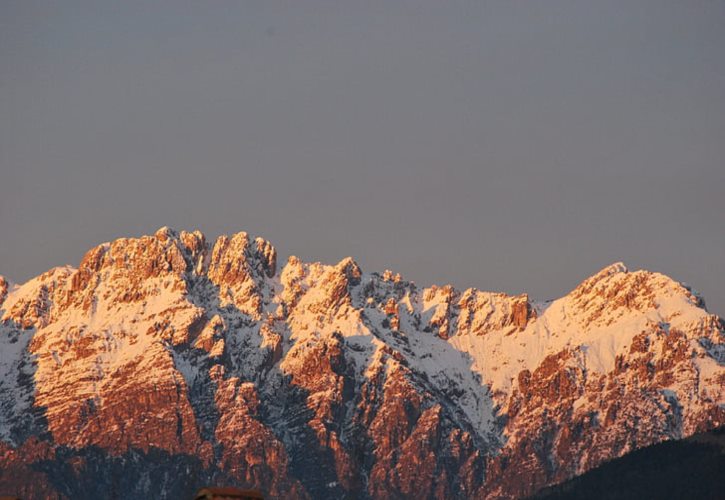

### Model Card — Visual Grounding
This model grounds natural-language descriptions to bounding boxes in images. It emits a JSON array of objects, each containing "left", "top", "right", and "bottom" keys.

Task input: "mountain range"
[{"left": 0, "top": 227, "right": 722, "bottom": 499}]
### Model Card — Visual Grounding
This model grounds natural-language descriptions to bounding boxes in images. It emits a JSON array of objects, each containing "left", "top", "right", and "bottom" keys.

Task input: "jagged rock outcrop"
[{"left": 0, "top": 229, "right": 722, "bottom": 499}]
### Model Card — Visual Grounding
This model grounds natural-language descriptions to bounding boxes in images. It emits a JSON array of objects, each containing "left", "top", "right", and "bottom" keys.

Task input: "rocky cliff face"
[{"left": 0, "top": 228, "right": 722, "bottom": 499}]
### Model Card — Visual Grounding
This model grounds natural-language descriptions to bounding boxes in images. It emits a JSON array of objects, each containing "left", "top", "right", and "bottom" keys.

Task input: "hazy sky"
[{"left": 1, "top": 1, "right": 724, "bottom": 315}]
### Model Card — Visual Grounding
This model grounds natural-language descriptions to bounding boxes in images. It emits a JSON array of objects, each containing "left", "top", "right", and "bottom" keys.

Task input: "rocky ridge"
[{"left": 0, "top": 227, "right": 722, "bottom": 499}]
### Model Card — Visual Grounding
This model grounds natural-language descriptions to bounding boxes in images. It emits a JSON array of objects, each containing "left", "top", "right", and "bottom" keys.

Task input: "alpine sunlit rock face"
[{"left": 0, "top": 228, "right": 723, "bottom": 499}]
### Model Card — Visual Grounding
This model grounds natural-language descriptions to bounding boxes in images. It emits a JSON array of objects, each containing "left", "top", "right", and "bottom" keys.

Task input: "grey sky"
[{"left": 1, "top": 1, "right": 724, "bottom": 315}]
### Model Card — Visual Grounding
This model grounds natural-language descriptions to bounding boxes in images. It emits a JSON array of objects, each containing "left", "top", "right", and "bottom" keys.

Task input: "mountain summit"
[{"left": 0, "top": 228, "right": 722, "bottom": 499}]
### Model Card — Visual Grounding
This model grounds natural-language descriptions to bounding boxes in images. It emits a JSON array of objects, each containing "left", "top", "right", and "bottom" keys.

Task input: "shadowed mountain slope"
[{"left": 531, "top": 426, "right": 725, "bottom": 500}]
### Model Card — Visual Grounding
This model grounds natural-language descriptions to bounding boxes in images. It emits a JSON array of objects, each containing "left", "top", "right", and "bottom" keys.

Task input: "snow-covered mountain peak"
[
  {"left": 599, "top": 260, "right": 628, "bottom": 275},
  {"left": 153, "top": 225, "right": 178, "bottom": 239},
  {"left": 0, "top": 228, "right": 722, "bottom": 499},
  {"left": 564, "top": 262, "right": 706, "bottom": 332},
  {"left": 0, "top": 276, "right": 10, "bottom": 305},
  {"left": 335, "top": 256, "right": 362, "bottom": 279}
]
